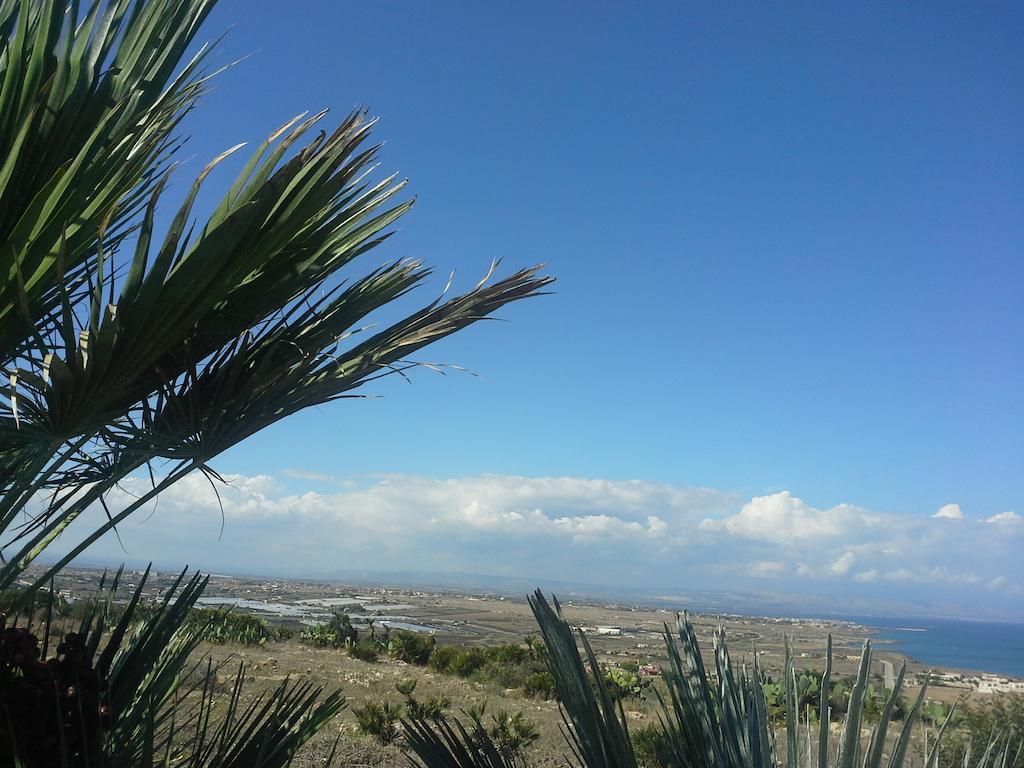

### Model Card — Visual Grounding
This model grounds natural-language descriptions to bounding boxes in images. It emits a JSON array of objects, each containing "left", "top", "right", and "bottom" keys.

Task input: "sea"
[{"left": 841, "top": 615, "right": 1024, "bottom": 679}]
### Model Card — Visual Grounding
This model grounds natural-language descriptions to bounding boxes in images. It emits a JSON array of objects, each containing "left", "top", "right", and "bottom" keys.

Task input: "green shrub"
[
  {"left": 394, "top": 678, "right": 450, "bottom": 720},
  {"left": 300, "top": 612, "right": 358, "bottom": 649},
  {"left": 430, "top": 646, "right": 484, "bottom": 678},
  {"left": 485, "top": 643, "right": 531, "bottom": 666},
  {"left": 396, "top": 678, "right": 419, "bottom": 697},
  {"left": 603, "top": 667, "right": 644, "bottom": 700},
  {"left": 415, "top": 696, "right": 451, "bottom": 720},
  {"left": 472, "top": 660, "right": 529, "bottom": 689},
  {"left": 388, "top": 630, "right": 435, "bottom": 665},
  {"left": 429, "top": 642, "right": 555, "bottom": 697},
  {"left": 487, "top": 710, "right": 540, "bottom": 761},
  {"left": 523, "top": 671, "right": 557, "bottom": 699},
  {"left": 939, "top": 694, "right": 1024, "bottom": 768},
  {"left": 450, "top": 647, "right": 488, "bottom": 677},
  {"left": 353, "top": 701, "right": 403, "bottom": 744},
  {"left": 194, "top": 609, "right": 274, "bottom": 646},
  {"left": 632, "top": 723, "right": 671, "bottom": 768},
  {"left": 347, "top": 639, "right": 380, "bottom": 663},
  {"left": 406, "top": 694, "right": 451, "bottom": 720},
  {"left": 461, "top": 702, "right": 539, "bottom": 763},
  {"left": 428, "top": 645, "right": 463, "bottom": 673}
]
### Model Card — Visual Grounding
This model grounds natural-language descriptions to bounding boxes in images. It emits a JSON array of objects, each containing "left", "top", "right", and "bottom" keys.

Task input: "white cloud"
[
  {"left": 107, "top": 473, "right": 732, "bottom": 546},
  {"left": 885, "top": 568, "right": 919, "bottom": 583},
  {"left": 985, "top": 511, "right": 1021, "bottom": 524},
  {"left": 748, "top": 561, "right": 787, "bottom": 578},
  {"left": 45, "top": 472, "right": 1019, "bottom": 615},
  {"left": 879, "top": 566, "right": 986, "bottom": 587},
  {"left": 700, "top": 491, "right": 872, "bottom": 544},
  {"left": 933, "top": 503, "right": 964, "bottom": 519},
  {"left": 830, "top": 551, "right": 856, "bottom": 575}
]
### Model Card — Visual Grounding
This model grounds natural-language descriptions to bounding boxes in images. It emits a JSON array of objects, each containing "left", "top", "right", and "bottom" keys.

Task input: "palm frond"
[{"left": 0, "top": 0, "right": 216, "bottom": 360}]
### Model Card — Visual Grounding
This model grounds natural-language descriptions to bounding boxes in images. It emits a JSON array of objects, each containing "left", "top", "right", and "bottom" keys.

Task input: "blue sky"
[{"left": 73, "top": 2, "right": 1023, "bottom": 617}]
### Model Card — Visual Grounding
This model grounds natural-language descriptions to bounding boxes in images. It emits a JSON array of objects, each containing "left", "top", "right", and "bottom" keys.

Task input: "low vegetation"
[
  {"left": 292, "top": 615, "right": 560, "bottom": 702},
  {"left": 631, "top": 723, "right": 673, "bottom": 768},
  {"left": 61, "top": 590, "right": 1012, "bottom": 768},
  {"left": 939, "top": 694, "right": 1024, "bottom": 768},
  {"left": 504, "top": 590, "right": 984, "bottom": 768},
  {"left": 0, "top": 567, "right": 345, "bottom": 768},
  {"left": 191, "top": 608, "right": 284, "bottom": 646},
  {"left": 460, "top": 701, "right": 541, "bottom": 765},
  {"left": 299, "top": 612, "right": 358, "bottom": 648},
  {"left": 348, "top": 638, "right": 383, "bottom": 663},
  {"left": 162, "top": 598, "right": 1012, "bottom": 765},
  {"left": 427, "top": 640, "right": 557, "bottom": 699},
  {"left": 603, "top": 666, "right": 646, "bottom": 701},
  {"left": 6, "top": 569, "right": 1021, "bottom": 768},
  {"left": 353, "top": 700, "right": 404, "bottom": 745},
  {"left": 403, "top": 699, "right": 540, "bottom": 768},
  {"left": 396, "top": 678, "right": 451, "bottom": 720},
  {"left": 389, "top": 629, "right": 437, "bottom": 665},
  {"left": 762, "top": 670, "right": 917, "bottom": 724}
]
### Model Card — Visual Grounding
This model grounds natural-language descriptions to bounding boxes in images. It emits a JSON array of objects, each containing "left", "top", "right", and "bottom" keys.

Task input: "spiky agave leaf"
[
  {"left": 403, "top": 714, "right": 520, "bottom": 768},
  {"left": 818, "top": 635, "right": 833, "bottom": 768},
  {"left": 175, "top": 664, "right": 345, "bottom": 768},
  {"left": 658, "top": 614, "right": 777, "bottom": 768},
  {"left": 837, "top": 641, "right": 872, "bottom": 768},
  {"left": 528, "top": 591, "right": 956, "bottom": 768},
  {"left": 528, "top": 590, "right": 638, "bottom": 768},
  {"left": 0, "top": 560, "right": 344, "bottom": 768},
  {"left": 863, "top": 661, "right": 907, "bottom": 768}
]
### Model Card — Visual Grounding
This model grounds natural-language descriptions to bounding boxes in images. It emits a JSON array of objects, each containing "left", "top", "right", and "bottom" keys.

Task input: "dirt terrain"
[{"left": 37, "top": 567, "right": 968, "bottom": 766}]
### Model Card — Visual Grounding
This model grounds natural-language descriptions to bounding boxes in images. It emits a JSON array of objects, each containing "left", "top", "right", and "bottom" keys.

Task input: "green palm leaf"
[{"left": 0, "top": 0, "right": 551, "bottom": 596}]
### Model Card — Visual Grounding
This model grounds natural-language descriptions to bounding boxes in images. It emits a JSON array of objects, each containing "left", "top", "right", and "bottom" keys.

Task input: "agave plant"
[
  {"left": 1, "top": 0, "right": 548, "bottom": 764},
  {"left": 504, "top": 590, "right": 949, "bottom": 768},
  {"left": 1, "top": 565, "right": 344, "bottom": 767},
  {"left": 403, "top": 711, "right": 526, "bottom": 768}
]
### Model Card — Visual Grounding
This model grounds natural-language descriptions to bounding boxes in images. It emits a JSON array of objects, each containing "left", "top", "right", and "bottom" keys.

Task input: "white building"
[{"left": 977, "top": 676, "right": 1024, "bottom": 694}]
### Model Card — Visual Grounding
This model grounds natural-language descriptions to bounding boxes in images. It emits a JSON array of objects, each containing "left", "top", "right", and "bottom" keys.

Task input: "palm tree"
[
  {"left": 0, "top": 0, "right": 549, "bottom": 597},
  {"left": 0, "top": 0, "right": 549, "bottom": 764}
]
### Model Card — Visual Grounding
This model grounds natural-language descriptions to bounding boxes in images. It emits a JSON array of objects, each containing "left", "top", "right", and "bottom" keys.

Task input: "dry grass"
[{"left": 199, "top": 639, "right": 660, "bottom": 767}]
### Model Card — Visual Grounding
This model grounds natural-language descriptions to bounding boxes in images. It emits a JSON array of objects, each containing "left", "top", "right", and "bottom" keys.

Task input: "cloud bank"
[{"left": 56, "top": 473, "right": 1023, "bottom": 619}]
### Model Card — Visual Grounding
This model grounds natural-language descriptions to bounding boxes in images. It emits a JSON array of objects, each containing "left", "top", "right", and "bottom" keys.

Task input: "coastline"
[{"left": 839, "top": 614, "right": 1024, "bottom": 681}]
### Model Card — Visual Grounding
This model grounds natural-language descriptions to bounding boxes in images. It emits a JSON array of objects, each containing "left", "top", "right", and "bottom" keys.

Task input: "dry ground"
[
  {"left": 190, "top": 595, "right": 912, "bottom": 767},
  {"left": 40, "top": 567, "right": 978, "bottom": 766}
]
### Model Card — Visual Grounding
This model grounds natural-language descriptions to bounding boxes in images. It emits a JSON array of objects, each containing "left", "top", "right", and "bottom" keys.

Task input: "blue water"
[{"left": 842, "top": 616, "right": 1024, "bottom": 678}]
